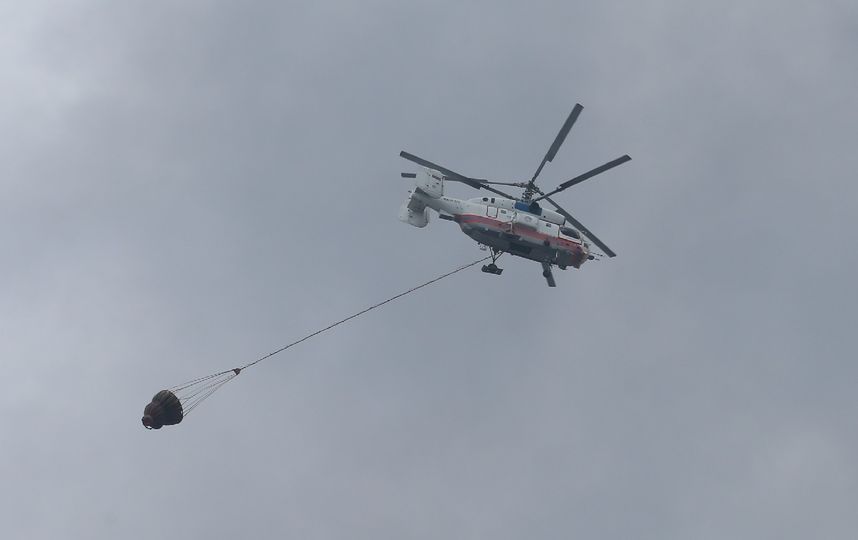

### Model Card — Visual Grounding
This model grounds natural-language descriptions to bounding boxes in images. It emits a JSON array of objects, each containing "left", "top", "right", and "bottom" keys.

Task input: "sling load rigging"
[{"left": 141, "top": 256, "right": 490, "bottom": 429}]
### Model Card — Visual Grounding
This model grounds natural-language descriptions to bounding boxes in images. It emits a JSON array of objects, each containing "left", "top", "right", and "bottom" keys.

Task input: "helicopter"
[{"left": 398, "top": 103, "right": 631, "bottom": 287}]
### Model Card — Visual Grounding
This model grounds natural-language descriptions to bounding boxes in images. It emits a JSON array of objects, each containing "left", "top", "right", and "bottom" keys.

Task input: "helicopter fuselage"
[
  {"left": 402, "top": 185, "right": 589, "bottom": 270},
  {"left": 399, "top": 103, "right": 630, "bottom": 286}
]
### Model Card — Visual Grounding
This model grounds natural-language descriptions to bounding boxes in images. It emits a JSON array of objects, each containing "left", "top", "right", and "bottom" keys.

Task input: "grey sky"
[{"left": 2, "top": 1, "right": 857, "bottom": 538}]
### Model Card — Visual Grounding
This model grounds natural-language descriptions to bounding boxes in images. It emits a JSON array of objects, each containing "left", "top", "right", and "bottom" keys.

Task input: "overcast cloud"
[{"left": 2, "top": 1, "right": 857, "bottom": 538}]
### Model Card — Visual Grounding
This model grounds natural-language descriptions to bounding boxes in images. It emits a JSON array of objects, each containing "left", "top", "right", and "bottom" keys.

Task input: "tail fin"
[
  {"left": 398, "top": 170, "right": 444, "bottom": 228},
  {"left": 399, "top": 190, "right": 430, "bottom": 227},
  {"left": 414, "top": 170, "right": 444, "bottom": 199}
]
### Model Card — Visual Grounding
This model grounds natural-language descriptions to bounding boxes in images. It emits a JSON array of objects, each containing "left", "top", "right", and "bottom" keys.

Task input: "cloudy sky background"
[{"left": 2, "top": 1, "right": 857, "bottom": 538}]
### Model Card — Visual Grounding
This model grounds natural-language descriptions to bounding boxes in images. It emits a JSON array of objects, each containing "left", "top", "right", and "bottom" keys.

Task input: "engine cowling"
[
  {"left": 540, "top": 208, "right": 565, "bottom": 226},
  {"left": 513, "top": 211, "right": 539, "bottom": 229}
]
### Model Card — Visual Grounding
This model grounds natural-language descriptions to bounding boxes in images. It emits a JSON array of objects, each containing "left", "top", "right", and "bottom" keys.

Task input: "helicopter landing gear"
[
  {"left": 481, "top": 248, "right": 504, "bottom": 275},
  {"left": 540, "top": 261, "right": 557, "bottom": 287}
]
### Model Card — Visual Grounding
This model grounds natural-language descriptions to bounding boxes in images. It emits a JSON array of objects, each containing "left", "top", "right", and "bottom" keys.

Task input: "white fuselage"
[{"left": 400, "top": 171, "right": 589, "bottom": 269}]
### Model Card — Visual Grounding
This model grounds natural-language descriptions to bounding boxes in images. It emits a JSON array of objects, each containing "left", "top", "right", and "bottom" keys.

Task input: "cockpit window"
[{"left": 560, "top": 227, "right": 580, "bottom": 239}]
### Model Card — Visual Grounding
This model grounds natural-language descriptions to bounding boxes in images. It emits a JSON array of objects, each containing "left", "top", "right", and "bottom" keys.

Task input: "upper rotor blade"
[
  {"left": 400, "top": 151, "right": 471, "bottom": 182},
  {"left": 533, "top": 154, "right": 631, "bottom": 202},
  {"left": 400, "top": 150, "right": 517, "bottom": 199},
  {"left": 543, "top": 196, "right": 616, "bottom": 257},
  {"left": 531, "top": 104, "right": 583, "bottom": 183}
]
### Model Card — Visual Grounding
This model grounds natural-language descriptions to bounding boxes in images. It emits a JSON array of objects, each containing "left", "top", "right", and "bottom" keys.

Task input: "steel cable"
[{"left": 164, "top": 256, "right": 491, "bottom": 417}]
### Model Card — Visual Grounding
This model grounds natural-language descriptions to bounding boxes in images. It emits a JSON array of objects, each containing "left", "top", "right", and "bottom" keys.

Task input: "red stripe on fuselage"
[{"left": 457, "top": 214, "right": 583, "bottom": 251}]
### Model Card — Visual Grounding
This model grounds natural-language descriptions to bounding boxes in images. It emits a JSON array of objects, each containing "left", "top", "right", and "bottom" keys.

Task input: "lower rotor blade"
[
  {"left": 543, "top": 196, "right": 616, "bottom": 257},
  {"left": 533, "top": 154, "right": 631, "bottom": 202},
  {"left": 456, "top": 180, "right": 516, "bottom": 199},
  {"left": 481, "top": 181, "right": 529, "bottom": 187}
]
